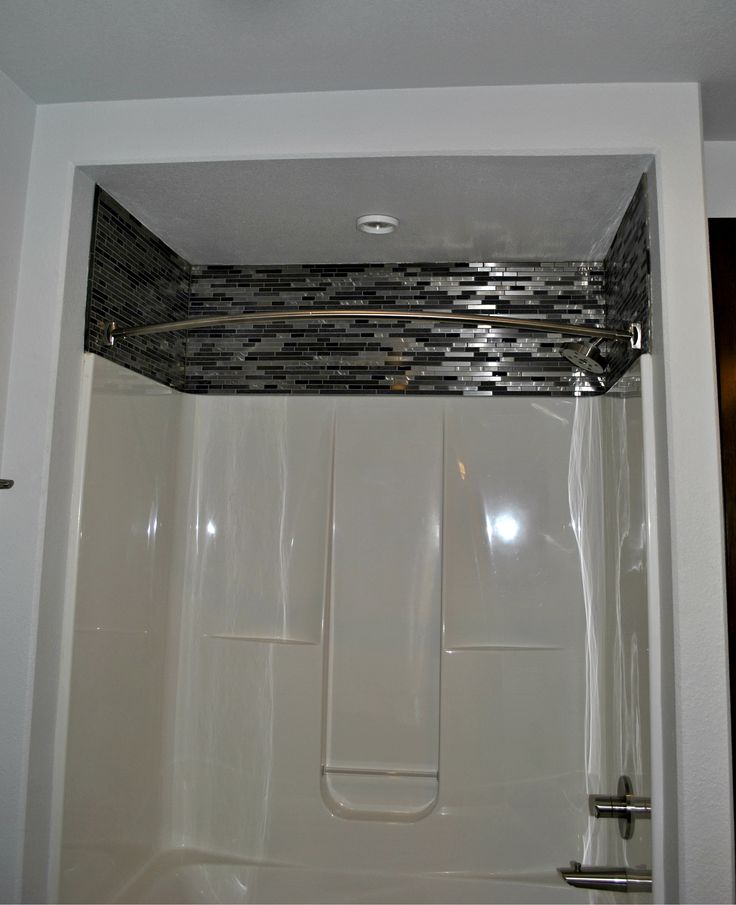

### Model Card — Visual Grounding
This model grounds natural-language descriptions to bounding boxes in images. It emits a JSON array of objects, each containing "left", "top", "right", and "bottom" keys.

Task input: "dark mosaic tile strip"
[
  {"left": 84, "top": 178, "right": 650, "bottom": 397},
  {"left": 184, "top": 262, "right": 609, "bottom": 395},
  {"left": 604, "top": 174, "right": 650, "bottom": 384},
  {"left": 84, "top": 188, "right": 190, "bottom": 389}
]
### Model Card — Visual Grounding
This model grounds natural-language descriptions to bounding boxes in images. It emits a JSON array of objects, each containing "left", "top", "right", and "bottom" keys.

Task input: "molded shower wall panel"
[
  {"left": 59, "top": 370, "right": 637, "bottom": 900},
  {"left": 60, "top": 357, "right": 182, "bottom": 904},
  {"left": 171, "top": 396, "right": 333, "bottom": 643},
  {"left": 165, "top": 394, "right": 590, "bottom": 887},
  {"left": 440, "top": 398, "right": 589, "bottom": 870},
  {"left": 325, "top": 400, "right": 443, "bottom": 818},
  {"left": 167, "top": 395, "right": 334, "bottom": 853},
  {"left": 443, "top": 398, "right": 582, "bottom": 650}
]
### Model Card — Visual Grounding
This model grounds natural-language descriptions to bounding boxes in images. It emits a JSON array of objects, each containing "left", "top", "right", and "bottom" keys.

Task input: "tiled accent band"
[
  {"left": 85, "top": 179, "right": 650, "bottom": 396},
  {"left": 186, "top": 262, "right": 607, "bottom": 394},
  {"left": 604, "top": 174, "right": 650, "bottom": 385},
  {"left": 85, "top": 188, "right": 190, "bottom": 390}
]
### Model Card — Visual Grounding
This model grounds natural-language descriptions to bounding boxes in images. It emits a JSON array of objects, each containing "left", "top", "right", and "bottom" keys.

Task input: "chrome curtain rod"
[{"left": 106, "top": 309, "right": 641, "bottom": 347}]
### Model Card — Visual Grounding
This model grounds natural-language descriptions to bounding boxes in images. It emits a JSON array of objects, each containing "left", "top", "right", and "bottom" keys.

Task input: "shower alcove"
[{"left": 59, "top": 155, "right": 656, "bottom": 904}]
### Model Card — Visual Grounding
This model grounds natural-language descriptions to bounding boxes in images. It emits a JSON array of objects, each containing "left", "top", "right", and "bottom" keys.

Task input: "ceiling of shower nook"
[{"left": 82, "top": 155, "right": 651, "bottom": 265}]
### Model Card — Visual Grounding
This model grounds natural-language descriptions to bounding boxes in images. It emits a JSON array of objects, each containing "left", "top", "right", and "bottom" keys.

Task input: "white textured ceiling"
[
  {"left": 0, "top": 1, "right": 735, "bottom": 139},
  {"left": 84, "top": 156, "right": 650, "bottom": 264}
]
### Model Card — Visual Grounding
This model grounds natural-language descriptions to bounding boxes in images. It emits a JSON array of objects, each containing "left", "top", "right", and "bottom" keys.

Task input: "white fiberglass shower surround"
[
  {"left": 53, "top": 152, "right": 656, "bottom": 904},
  {"left": 61, "top": 355, "right": 651, "bottom": 904}
]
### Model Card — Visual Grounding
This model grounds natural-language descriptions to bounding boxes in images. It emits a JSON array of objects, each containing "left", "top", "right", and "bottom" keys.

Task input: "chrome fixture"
[
  {"left": 105, "top": 309, "right": 642, "bottom": 350},
  {"left": 558, "top": 862, "right": 652, "bottom": 894},
  {"left": 560, "top": 338, "right": 607, "bottom": 375},
  {"left": 356, "top": 214, "right": 399, "bottom": 235},
  {"left": 590, "top": 775, "right": 652, "bottom": 840},
  {"left": 0, "top": 479, "right": 14, "bottom": 490}
]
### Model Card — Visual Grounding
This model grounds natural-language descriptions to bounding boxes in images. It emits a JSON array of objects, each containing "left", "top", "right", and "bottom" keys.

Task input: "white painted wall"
[
  {"left": 5, "top": 84, "right": 731, "bottom": 903},
  {"left": 0, "top": 66, "right": 35, "bottom": 904},
  {"left": 704, "top": 142, "right": 736, "bottom": 217},
  {"left": 21, "top": 172, "right": 96, "bottom": 904},
  {"left": 0, "top": 69, "right": 35, "bottom": 450}
]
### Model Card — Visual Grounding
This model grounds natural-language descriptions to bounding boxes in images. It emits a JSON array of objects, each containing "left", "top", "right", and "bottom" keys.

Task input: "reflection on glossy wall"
[{"left": 60, "top": 355, "right": 649, "bottom": 904}]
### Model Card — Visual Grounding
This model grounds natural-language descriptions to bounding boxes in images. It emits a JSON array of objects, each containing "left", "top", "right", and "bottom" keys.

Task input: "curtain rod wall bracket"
[{"left": 629, "top": 322, "right": 643, "bottom": 350}]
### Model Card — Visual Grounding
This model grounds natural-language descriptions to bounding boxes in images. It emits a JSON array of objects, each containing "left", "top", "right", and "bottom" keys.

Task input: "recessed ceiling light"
[{"left": 356, "top": 214, "right": 399, "bottom": 235}]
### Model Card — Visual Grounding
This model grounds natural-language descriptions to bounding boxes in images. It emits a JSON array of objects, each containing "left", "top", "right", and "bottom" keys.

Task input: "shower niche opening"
[{"left": 59, "top": 154, "right": 656, "bottom": 904}]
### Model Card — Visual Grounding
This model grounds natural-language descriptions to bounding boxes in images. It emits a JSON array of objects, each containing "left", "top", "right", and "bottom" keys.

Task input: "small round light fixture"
[{"left": 356, "top": 214, "right": 399, "bottom": 235}]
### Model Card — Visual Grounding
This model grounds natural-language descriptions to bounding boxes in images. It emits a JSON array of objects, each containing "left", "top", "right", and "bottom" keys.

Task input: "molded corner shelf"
[
  {"left": 444, "top": 642, "right": 563, "bottom": 652},
  {"left": 203, "top": 633, "right": 319, "bottom": 645}
]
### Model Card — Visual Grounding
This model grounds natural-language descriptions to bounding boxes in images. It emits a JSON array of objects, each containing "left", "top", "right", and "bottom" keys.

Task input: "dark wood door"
[{"left": 709, "top": 218, "right": 736, "bottom": 827}]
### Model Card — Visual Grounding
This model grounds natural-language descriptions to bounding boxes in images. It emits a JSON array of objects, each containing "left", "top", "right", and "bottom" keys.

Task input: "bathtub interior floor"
[{"left": 110, "top": 849, "right": 589, "bottom": 905}]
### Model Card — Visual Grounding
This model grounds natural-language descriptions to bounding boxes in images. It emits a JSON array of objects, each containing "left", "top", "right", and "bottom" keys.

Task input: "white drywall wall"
[
  {"left": 0, "top": 69, "right": 34, "bottom": 449},
  {"left": 704, "top": 141, "right": 736, "bottom": 216},
  {"left": 0, "top": 66, "right": 35, "bottom": 904}
]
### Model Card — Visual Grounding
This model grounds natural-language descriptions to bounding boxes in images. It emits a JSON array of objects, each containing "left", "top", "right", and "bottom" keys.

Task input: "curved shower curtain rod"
[{"left": 105, "top": 308, "right": 642, "bottom": 348}]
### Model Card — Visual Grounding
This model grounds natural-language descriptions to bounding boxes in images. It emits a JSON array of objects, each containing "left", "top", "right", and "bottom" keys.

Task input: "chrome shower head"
[{"left": 561, "top": 339, "right": 607, "bottom": 375}]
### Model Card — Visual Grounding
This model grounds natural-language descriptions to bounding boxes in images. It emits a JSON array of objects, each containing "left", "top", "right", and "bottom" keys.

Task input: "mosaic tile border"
[
  {"left": 84, "top": 188, "right": 190, "bottom": 390},
  {"left": 604, "top": 174, "right": 650, "bottom": 386},
  {"left": 186, "top": 261, "right": 608, "bottom": 395},
  {"left": 84, "top": 177, "right": 650, "bottom": 396}
]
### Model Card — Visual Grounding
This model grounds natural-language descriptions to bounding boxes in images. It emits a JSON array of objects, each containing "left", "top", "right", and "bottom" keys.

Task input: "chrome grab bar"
[{"left": 558, "top": 861, "right": 652, "bottom": 893}]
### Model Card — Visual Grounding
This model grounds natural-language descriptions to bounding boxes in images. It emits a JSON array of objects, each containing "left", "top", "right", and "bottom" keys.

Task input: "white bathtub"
[{"left": 112, "top": 850, "right": 586, "bottom": 904}]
